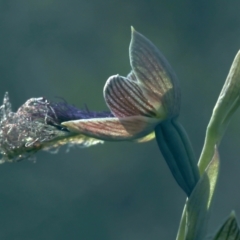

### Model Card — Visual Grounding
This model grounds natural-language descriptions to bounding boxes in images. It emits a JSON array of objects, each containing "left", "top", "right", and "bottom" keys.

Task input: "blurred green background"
[{"left": 1, "top": 0, "right": 240, "bottom": 239}]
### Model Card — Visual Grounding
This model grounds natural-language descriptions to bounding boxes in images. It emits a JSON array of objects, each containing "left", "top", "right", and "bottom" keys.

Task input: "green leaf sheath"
[
  {"left": 185, "top": 169, "right": 209, "bottom": 240},
  {"left": 176, "top": 149, "right": 220, "bottom": 240},
  {"left": 155, "top": 119, "right": 199, "bottom": 196},
  {"left": 155, "top": 123, "right": 191, "bottom": 195},
  {"left": 171, "top": 119, "right": 199, "bottom": 183}
]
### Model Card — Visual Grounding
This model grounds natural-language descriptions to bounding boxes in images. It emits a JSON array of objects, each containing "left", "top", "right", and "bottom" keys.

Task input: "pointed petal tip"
[
  {"left": 130, "top": 26, "right": 140, "bottom": 41},
  {"left": 130, "top": 27, "right": 141, "bottom": 43}
]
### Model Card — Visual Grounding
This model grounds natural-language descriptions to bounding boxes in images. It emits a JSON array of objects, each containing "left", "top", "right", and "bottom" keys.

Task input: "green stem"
[
  {"left": 198, "top": 122, "right": 219, "bottom": 175},
  {"left": 198, "top": 95, "right": 240, "bottom": 175},
  {"left": 198, "top": 51, "right": 240, "bottom": 175}
]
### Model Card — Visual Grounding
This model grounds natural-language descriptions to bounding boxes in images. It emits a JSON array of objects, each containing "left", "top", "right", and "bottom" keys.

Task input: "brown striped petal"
[
  {"left": 129, "top": 27, "right": 180, "bottom": 118},
  {"left": 103, "top": 74, "right": 157, "bottom": 118},
  {"left": 61, "top": 116, "right": 159, "bottom": 141}
]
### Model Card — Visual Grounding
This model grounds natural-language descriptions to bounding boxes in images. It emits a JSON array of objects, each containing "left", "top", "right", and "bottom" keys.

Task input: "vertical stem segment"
[{"left": 198, "top": 50, "right": 240, "bottom": 174}]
